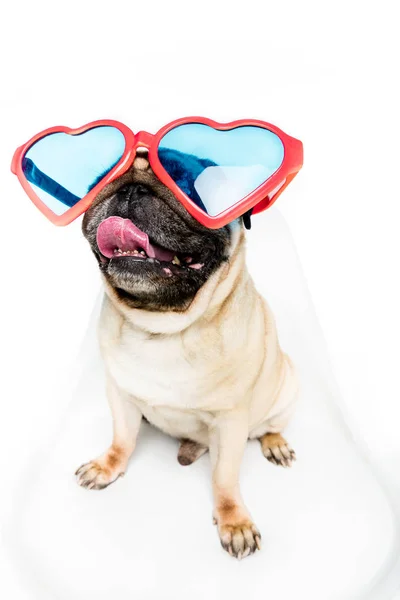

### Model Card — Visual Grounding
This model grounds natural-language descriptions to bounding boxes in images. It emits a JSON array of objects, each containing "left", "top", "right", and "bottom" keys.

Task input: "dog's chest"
[{"left": 103, "top": 323, "right": 238, "bottom": 412}]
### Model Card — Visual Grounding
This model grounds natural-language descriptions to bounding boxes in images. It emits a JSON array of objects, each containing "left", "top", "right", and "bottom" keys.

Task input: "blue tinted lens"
[
  {"left": 158, "top": 124, "right": 284, "bottom": 217},
  {"left": 23, "top": 126, "right": 126, "bottom": 215}
]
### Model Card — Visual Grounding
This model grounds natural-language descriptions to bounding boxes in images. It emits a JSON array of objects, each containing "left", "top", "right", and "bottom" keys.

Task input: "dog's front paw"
[
  {"left": 214, "top": 504, "right": 261, "bottom": 559},
  {"left": 75, "top": 447, "right": 126, "bottom": 490}
]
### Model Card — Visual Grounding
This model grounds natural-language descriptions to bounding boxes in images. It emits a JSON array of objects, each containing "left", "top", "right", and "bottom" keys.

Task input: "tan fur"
[
  {"left": 260, "top": 432, "right": 296, "bottom": 467},
  {"left": 76, "top": 224, "right": 298, "bottom": 558},
  {"left": 132, "top": 155, "right": 150, "bottom": 171}
]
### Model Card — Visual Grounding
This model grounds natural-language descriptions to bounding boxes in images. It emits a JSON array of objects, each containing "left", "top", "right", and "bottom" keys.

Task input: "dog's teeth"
[
  {"left": 184, "top": 256, "right": 193, "bottom": 264},
  {"left": 172, "top": 255, "right": 181, "bottom": 265},
  {"left": 140, "top": 250, "right": 146, "bottom": 256}
]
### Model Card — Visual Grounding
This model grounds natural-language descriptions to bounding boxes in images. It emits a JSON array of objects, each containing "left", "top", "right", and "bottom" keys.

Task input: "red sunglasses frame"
[{"left": 11, "top": 117, "right": 303, "bottom": 229}]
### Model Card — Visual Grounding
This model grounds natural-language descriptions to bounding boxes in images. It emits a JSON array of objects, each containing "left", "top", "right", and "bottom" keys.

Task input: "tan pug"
[{"left": 76, "top": 152, "right": 298, "bottom": 560}]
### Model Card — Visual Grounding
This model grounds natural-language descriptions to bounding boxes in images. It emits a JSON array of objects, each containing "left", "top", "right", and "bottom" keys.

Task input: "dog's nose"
[
  {"left": 131, "top": 183, "right": 151, "bottom": 197},
  {"left": 118, "top": 183, "right": 151, "bottom": 201}
]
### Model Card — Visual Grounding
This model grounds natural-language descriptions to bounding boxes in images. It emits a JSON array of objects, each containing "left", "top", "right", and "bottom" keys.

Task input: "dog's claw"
[
  {"left": 75, "top": 458, "right": 125, "bottom": 491},
  {"left": 217, "top": 517, "right": 261, "bottom": 559},
  {"left": 260, "top": 433, "right": 296, "bottom": 468}
]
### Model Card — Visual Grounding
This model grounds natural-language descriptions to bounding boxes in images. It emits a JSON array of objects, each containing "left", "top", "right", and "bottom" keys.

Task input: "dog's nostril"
[
  {"left": 133, "top": 184, "right": 151, "bottom": 197},
  {"left": 117, "top": 184, "right": 132, "bottom": 197},
  {"left": 118, "top": 183, "right": 150, "bottom": 199}
]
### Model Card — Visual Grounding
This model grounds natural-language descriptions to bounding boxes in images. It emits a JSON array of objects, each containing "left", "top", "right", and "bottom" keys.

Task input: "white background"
[{"left": 0, "top": 0, "right": 399, "bottom": 597}]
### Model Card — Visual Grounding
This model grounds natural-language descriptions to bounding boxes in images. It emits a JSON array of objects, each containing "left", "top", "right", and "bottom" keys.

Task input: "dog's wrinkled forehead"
[{"left": 131, "top": 150, "right": 150, "bottom": 171}]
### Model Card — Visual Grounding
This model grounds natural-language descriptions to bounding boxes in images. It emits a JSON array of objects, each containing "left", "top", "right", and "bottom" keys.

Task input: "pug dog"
[{"left": 75, "top": 150, "right": 298, "bottom": 560}]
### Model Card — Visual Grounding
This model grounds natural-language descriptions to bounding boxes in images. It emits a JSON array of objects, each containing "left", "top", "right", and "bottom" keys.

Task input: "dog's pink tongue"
[{"left": 97, "top": 217, "right": 174, "bottom": 261}]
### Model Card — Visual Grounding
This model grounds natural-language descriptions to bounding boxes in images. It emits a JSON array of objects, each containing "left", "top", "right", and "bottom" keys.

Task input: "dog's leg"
[
  {"left": 259, "top": 432, "right": 296, "bottom": 468},
  {"left": 210, "top": 411, "right": 261, "bottom": 559},
  {"left": 75, "top": 376, "right": 142, "bottom": 490},
  {"left": 177, "top": 439, "right": 208, "bottom": 466}
]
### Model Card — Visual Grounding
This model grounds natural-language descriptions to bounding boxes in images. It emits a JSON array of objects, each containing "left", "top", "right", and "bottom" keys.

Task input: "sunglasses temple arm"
[
  {"left": 22, "top": 158, "right": 80, "bottom": 208},
  {"left": 241, "top": 207, "right": 253, "bottom": 230}
]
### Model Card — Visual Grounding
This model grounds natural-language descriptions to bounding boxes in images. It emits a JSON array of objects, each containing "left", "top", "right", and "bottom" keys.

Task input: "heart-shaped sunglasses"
[{"left": 11, "top": 117, "right": 303, "bottom": 229}]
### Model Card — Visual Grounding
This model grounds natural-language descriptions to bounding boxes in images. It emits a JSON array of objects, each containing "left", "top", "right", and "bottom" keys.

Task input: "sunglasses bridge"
[{"left": 132, "top": 130, "right": 154, "bottom": 150}]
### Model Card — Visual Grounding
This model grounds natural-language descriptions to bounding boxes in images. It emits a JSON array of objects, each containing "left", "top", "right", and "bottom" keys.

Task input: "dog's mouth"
[{"left": 96, "top": 216, "right": 204, "bottom": 276}]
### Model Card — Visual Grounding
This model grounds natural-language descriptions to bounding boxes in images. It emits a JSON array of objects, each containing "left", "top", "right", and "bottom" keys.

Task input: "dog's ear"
[{"left": 242, "top": 207, "right": 253, "bottom": 230}]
